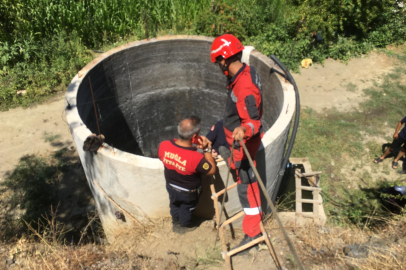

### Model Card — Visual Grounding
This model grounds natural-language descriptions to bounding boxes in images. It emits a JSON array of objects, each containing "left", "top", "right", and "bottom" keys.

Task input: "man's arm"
[
  {"left": 234, "top": 86, "right": 262, "bottom": 140},
  {"left": 394, "top": 121, "right": 404, "bottom": 139},
  {"left": 196, "top": 135, "right": 216, "bottom": 175}
]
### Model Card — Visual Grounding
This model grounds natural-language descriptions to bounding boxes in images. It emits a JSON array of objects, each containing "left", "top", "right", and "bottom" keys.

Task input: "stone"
[{"left": 343, "top": 244, "right": 368, "bottom": 258}]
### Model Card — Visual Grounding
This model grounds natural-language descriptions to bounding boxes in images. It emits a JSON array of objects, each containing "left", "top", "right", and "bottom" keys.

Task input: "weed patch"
[
  {"left": 196, "top": 246, "right": 223, "bottom": 266},
  {"left": 43, "top": 132, "right": 61, "bottom": 143},
  {"left": 0, "top": 146, "right": 93, "bottom": 242},
  {"left": 345, "top": 82, "right": 358, "bottom": 92}
]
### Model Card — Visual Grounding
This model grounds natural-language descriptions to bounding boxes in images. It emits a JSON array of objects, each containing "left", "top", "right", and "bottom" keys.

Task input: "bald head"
[{"left": 178, "top": 116, "right": 201, "bottom": 141}]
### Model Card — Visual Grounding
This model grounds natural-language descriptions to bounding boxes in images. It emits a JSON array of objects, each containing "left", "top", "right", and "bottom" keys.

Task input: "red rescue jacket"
[{"left": 223, "top": 64, "right": 263, "bottom": 143}]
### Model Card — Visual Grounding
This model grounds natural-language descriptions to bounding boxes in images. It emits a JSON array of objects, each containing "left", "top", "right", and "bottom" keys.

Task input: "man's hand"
[
  {"left": 196, "top": 135, "right": 212, "bottom": 150},
  {"left": 394, "top": 133, "right": 399, "bottom": 139},
  {"left": 232, "top": 126, "right": 246, "bottom": 141}
]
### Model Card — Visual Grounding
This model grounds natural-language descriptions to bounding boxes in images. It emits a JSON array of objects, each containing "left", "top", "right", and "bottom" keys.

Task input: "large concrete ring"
[{"left": 65, "top": 35, "right": 295, "bottom": 239}]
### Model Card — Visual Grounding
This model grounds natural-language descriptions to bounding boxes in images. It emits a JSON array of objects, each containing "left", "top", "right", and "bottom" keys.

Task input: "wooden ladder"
[{"left": 210, "top": 183, "right": 279, "bottom": 270}]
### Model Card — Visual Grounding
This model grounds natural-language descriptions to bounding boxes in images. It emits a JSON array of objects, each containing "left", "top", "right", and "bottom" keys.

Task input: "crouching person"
[{"left": 158, "top": 116, "right": 216, "bottom": 234}]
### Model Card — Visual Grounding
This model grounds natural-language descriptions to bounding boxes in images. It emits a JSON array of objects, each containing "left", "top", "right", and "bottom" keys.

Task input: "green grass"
[
  {"left": 1, "top": 0, "right": 405, "bottom": 110},
  {"left": 345, "top": 82, "right": 358, "bottom": 92},
  {"left": 43, "top": 132, "right": 61, "bottom": 142},
  {"left": 291, "top": 50, "right": 406, "bottom": 227}
]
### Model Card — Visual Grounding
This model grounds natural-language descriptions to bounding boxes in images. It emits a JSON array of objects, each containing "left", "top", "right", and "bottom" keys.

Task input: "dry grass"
[
  {"left": 263, "top": 215, "right": 406, "bottom": 269},
  {"left": 2, "top": 208, "right": 406, "bottom": 270},
  {"left": 0, "top": 221, "right": 181, "bottom": 270}
]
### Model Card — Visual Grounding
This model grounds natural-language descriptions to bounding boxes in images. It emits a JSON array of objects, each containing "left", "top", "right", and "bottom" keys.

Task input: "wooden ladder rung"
[
  {"left": 212, "top": 182, "right": 238, "bottom": 199},
  {"left": 296, "top": 171, "right": 322, "bottom": 177},
  {"left": 298, "top": 186, "right": 321, "bottom": 191},
  {"left": 227, "top": 235, "right": 267, "bottom": 257},
  {"left": 297, "top": 198, "right": 322, "bottom": 204},
  {"left": 220, "top": 211, "right": 245, "bottom": 228}
]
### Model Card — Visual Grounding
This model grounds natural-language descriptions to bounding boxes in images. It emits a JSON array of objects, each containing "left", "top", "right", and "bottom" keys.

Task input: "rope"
[
  {"left": 304, "top": 175, "right": 357, "bottom": 207},
  {"left": 239, "top": 138, "right": 305, "bottom": 270}
]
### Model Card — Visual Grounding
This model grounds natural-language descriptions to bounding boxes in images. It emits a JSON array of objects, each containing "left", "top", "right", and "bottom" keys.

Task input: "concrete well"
[{"left": 65, "top": 35, "right": 296, "bottom": 240}]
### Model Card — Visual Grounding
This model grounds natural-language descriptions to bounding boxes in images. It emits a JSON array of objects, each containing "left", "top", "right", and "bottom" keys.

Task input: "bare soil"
[
  {"left": 0, "top": 48, "right": 405, "bottom": 269},
  {"left": 0, "top": 93, "right": 73, "bottom": 180},
  {"left": 292, "top": 50, "right": 397, "bottom": 112}
]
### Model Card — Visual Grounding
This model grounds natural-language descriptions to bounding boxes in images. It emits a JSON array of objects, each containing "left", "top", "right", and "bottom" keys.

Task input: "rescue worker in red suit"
[
  {"left": 158, "top": 116, "right": 216, "bottom": 234},
  {"left": 210, "top": 34, "right": 264, "bottom": 247}
]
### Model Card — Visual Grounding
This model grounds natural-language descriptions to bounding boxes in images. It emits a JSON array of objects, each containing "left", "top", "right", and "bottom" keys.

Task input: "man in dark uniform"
[
  {"left": 210, "top": 34, "right": 264, "bottom": 247},
  {"left": 158, "top": 116, "right": 216, "bottom": 234},
  {"left": 374, "top": 116, "right": 406, "bottom": 170}
]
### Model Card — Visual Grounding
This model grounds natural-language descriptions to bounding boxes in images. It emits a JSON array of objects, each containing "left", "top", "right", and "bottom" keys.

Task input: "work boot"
[
  {"left": 232, "top": 233, "right": 262, "bottom": 255},
  {"left": 219, "top": 146, "right": 231, "bottom": 164},
  {"left": 177, "top": 224, "right": 198, "bottom": 235},
  {"left": 172, "top": 218, "right": 180, "bottom": 233},
  {"left": 175, "top": 220, "right": 198, "bottom": 235}
]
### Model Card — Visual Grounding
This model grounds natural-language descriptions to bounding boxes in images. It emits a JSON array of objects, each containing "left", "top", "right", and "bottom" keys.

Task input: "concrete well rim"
[{"left": 65, "top": 35, "right": 296, "bottom": 169}]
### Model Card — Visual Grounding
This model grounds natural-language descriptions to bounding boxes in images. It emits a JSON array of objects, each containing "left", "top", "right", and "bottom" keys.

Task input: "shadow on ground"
[{"left": 0, "top": 140, "right": 99, "bottom": 243}]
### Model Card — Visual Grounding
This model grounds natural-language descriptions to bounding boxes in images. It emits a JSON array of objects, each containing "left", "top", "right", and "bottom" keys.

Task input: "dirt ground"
[
  {"left": 0, "top": 94, "right": 73, "bottom": 180},
  {"left": 0, "top": 48, "right": 404, "bottom": 269},
  {"left": 292, "top": 50, "right": 397, "bottom": 112}
]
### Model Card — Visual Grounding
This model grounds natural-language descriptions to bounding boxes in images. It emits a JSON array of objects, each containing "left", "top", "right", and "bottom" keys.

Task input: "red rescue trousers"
[{"left": 227, "top": 135, "right": 262, "bottom": 237}]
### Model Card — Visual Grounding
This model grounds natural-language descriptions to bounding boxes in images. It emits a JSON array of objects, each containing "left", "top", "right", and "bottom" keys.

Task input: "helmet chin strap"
[{"left": 218, "top": 62, "right": 231, "bottom": 79}]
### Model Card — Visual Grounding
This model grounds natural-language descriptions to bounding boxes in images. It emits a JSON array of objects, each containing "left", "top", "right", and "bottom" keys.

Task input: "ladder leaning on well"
[
  {"left": 210, "top": 138, "right": 304, "bottom": 270},
  {"left": 210, "top": 182, "right": 280, "bottom": 269}
]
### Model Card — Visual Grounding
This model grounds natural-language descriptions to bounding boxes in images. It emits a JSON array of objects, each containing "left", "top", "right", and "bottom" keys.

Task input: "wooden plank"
[
  {"left": 297, "top": 198, "right": 322, "bottom": 204},
  {"left": 298, "top": 186, "right": 321, "bottom": 191},
  {"left": 295, "top": 169, "right": 302, "bottom": 214},
  {"left": 313, "top": 189, "right": 320, "bottom": 224},
  {"left": 315, "top": 175, "right": 321, "bottom": 187},
  {"left": 224, "top": 254, "right": 232, "bottom": 270},
  {"left": 260, "top": 222, "right": 280, "bottom": 268},
  {"left": 219, "top": 226, "right": 228, "bottom": 259},
  {"left": 213, "top": 182, "right": 238, "bottom": 198},
  {"left": 221, "top": 211, "right": 245, "bottom": 228},
  {"left": 296, "top": 171, "right": 322, "bottom": 177},
  {"left": 227, "top": 235, "right": 266, "bottom": 257},
  {"left": 210, "top": 184, "right": 221, "bottom": 227}
]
